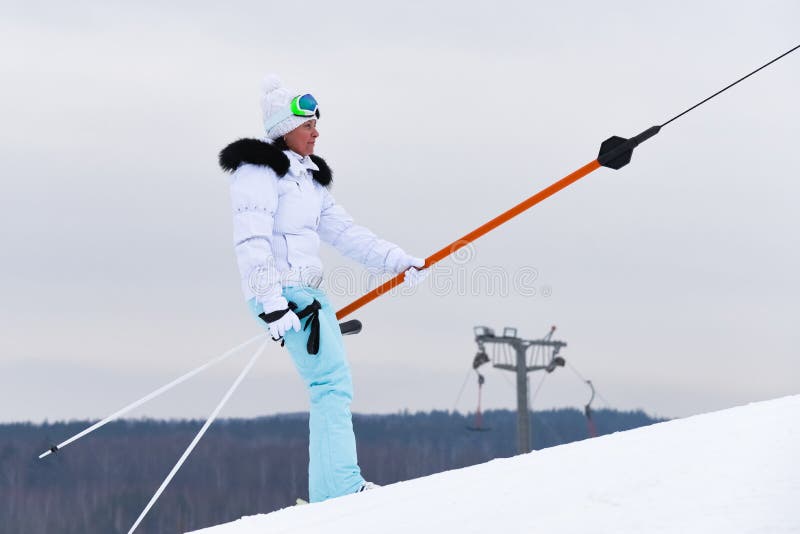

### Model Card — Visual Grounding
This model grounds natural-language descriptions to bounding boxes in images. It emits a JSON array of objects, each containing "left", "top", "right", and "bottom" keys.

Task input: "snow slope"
[{"left": 189, "top": 395, "right": 800, "bottom": 534}]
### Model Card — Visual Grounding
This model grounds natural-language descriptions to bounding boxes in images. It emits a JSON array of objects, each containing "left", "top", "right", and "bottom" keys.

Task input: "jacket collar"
[
  {"left": 286, "top": 149, "right": 320, "bottom": 178},
  {"left": 218, "top": 137, "right": 332, "bottom": 187}
]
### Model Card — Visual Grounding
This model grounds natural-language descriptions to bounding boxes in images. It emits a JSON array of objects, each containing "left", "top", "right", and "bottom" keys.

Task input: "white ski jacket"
[{"left": 220, "top": 138, "right": 415, "bottom": 313}]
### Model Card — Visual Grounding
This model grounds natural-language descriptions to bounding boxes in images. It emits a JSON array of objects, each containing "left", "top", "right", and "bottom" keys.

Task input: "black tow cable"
[{"left": 598, "top": 43, "right": 800, "bottom": 169}]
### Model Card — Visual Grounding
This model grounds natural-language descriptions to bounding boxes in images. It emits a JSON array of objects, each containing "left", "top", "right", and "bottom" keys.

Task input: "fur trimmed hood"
[{"left": 218, "top": 138, "right": 332, "bottom": 187}]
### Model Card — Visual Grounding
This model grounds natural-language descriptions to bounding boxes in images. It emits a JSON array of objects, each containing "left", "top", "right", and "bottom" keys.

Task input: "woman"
[{"left": 219, "top": 75, "right": 426, "bottom": 503}]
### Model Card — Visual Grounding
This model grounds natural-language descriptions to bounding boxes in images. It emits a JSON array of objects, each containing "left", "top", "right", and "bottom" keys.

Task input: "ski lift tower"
[{"left": 473, "top": 325, "right": 567, "bottom": 454}]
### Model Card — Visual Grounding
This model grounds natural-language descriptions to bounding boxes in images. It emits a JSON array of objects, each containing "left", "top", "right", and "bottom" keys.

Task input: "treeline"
[{"left": 0, "top": 408, "right": 663, "bottom": 533}]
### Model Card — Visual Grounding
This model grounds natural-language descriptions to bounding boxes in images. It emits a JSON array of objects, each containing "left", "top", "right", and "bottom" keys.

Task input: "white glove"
[
  {"left": 403, "top": 266, "right": 430, "bottom": 288},
  {"left": 395, "top": 255, "right": 425, "bottom": 273},
  {"left": 397, "top": 255, "right": 428, "bottom": 288},
  {"left": 269, "top": 311, "right": 301, "bottom": 340},
  {"left": 261, "top": 307, "right": 301, "bottom": 340}
]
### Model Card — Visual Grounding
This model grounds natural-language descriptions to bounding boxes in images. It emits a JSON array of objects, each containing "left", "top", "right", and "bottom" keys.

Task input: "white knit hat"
[{"left": 260, "top": 74, "right": 317, "bottom": 140}]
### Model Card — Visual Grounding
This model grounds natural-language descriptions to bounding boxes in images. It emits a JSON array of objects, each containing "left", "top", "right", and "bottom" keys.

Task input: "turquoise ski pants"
[{"left": 248, "top": 287, "right": 365, "bottom": 502}]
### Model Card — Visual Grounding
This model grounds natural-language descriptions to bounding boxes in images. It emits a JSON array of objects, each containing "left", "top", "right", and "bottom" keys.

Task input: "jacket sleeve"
[
  {"left": 230, "top": 164, "right": 287, "bottom": 312},
  {"left": 317, "top": 188, "right": 409, "bottom": 273}
]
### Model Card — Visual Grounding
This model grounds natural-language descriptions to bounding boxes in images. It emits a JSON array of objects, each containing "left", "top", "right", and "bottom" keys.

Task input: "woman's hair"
[{"left": 272, "top": 137, "right": 289, "bottom": 151}]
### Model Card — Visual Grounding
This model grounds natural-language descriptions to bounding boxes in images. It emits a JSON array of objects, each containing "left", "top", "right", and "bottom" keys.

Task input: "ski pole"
[
  {"left": 336, "top": 43, "right": 799, "bottom": 321},
  {"left": 39, "top": 333, "right": 266, "bottom": 459},
  {"left": 127, "top": 338, "right": 269, "bottom": 534}
]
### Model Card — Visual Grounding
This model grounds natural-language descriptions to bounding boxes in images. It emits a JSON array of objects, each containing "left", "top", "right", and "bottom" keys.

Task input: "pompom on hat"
[{"left": 260, "top": 74, "right": 319, "bottom": 140}]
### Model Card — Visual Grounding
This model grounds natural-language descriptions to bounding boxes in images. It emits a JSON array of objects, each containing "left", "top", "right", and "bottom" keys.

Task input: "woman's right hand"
[
  {"left": 260, "top": 307, "right": 302, "bottom": 340},
  {"left": 269, "top": 311, "right": 301, "bottom": 340}
]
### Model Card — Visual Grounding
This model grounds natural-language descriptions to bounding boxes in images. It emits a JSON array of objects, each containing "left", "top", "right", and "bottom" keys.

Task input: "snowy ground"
[{"left": 189, "top": 395, "right": 800, "bottom": 534}]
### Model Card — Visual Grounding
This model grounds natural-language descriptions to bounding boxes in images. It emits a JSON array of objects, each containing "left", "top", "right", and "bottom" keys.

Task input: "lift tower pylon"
[{"left": 473, "top": 325, "right": 567, "bottom": 454}]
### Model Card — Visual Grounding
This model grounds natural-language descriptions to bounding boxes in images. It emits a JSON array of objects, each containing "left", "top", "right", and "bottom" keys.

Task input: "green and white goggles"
[{"left": 264, "top": 93, "right": 320, "bottom": 131}]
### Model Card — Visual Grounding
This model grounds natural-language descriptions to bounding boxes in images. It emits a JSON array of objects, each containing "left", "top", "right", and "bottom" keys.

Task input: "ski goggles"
[
  {"left": 264, "top": 93, "right": 320, "bottom": 131},
  {"left": 290, "top": 93, "right": 318, "bottom": 117}
]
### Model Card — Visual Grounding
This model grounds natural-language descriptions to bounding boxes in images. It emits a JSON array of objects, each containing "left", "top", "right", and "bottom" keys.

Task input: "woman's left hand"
[
  {"left": 395, "top": 255, "right": 425, "bottom": 272},
  {"left": 403, "top": 266, "right": 430, "bottom": 288},
  {"left": 398, "top": 255, "right": 428, "bottom": 288}
]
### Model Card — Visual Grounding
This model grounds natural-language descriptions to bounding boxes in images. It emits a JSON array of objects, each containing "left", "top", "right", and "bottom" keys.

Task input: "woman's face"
[{"left": 283, "top": 119, "right": 318, "bottom": 157}]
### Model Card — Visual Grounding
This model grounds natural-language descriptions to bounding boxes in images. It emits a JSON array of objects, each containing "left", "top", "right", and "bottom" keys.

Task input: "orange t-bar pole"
[
  {"left": 335, "top": 43, "right": 800, "bottom": 320},
  {"left": 335, "top": 159, "right": 602, "bottom": 320}
]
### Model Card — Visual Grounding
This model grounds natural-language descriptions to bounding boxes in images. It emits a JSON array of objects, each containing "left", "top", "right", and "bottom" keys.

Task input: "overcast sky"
[{"left": 1, "top": 1, "right": 798, "bottom": 423}]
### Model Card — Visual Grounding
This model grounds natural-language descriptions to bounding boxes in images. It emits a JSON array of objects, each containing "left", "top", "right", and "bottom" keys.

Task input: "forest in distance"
[{"left": 1, "top": 408, "right": 663, "bottom": 533}]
